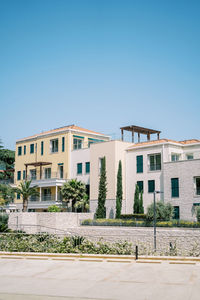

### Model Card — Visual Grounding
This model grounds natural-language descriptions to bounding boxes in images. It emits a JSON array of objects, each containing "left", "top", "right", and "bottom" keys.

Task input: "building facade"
[{"left": 14, "top": 125, "right": 110, "bottom": 211}]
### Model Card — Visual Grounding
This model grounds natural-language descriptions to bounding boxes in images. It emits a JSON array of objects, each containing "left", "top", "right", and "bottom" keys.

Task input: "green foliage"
[
  {"left": 146, "top": 201, "right": 174, "bottom": 221},
  {"left": 61, "top": 179, "right": 86, "bottom": 211},
  {"left": 0, "top": 145, "right": 15, "bottom": 180},
  {"left": 47, "top": 205, "right": 61, "bottom": 212},
  {"left": 139, "top": 191, "right": 144, "bottom": 214},
  {"left": 96, "top": 157, "right": 107, "bottom": 219},
  {"left": 14, "top": 181, "right": 39, "bottom": 212},
  {"left": 116, "top": 160, "right": 123, "bottom": 219},
  {"left": 0, "top": 233, "right": 133, "bottom": 255},
  {"left": 120, "top": 214, "right": 146, "bottom": 220},
  {"left": 133, "top": 184, "right": 140, "bottom": 213},
  {"left": 0, "top": 213, "right": 9, "bottom": 232},
  {"left": 82, "top": 218, "right": 200, "bottom": 228},
  {"left": 74, "top": 194, "right": 89, "bottom": 212},
  {"left": 0, "top": 184, "right": 15, "bottom": 205},
  {"left": 195, "top": 207, "right": 200, "bottom": 222}
]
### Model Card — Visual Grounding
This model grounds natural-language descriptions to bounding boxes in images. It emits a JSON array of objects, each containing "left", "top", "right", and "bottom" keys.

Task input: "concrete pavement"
[{"left": 0, "top": 257, "right": 200, "bottom": 300}]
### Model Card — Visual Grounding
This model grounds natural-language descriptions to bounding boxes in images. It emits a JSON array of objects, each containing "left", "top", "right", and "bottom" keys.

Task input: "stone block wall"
[{"left": 8, "top": 212, "right": 94, "bottom": 234}]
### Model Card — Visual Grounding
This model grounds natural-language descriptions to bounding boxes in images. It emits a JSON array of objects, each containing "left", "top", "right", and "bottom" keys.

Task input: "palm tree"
[
  {"left": 61, "top": 179, "right": 86, "bottom": 211},
  {"left": 74, "top": 194, "right": 89, "bottom": 212},
  {"left": 14, "top": 181, "right": 39, "bottom": 212}
]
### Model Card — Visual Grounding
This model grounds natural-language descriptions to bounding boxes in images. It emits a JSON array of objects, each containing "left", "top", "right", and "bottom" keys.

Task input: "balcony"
[
  {"left": 30, "top": 195, "right": 63, "bottom": 202},
  {"left": 26, "top": 172, "right": 68, "bottom": 188}
]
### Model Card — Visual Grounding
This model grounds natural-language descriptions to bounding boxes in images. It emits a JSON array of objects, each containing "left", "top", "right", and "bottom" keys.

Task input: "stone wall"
[
  {"left": 69, "top": 226, "right": 200, "bottom": 256},
  {"left": 8, "top": 212, "right": 94, "bottom": 234}
]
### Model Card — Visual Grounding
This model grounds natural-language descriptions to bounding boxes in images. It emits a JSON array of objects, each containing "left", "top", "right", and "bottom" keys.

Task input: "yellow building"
[{"left": 14, "top": 124, "right": 109, "bottom": 211}]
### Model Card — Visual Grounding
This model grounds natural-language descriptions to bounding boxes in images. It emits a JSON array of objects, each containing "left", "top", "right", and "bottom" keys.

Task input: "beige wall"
[{"left": 90, "top": 140, "right": 131, "bottom": 201}]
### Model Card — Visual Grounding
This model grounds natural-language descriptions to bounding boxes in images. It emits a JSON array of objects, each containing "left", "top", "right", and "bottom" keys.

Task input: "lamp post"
[{"left": 153, "top": 190, "right": 163, "bottom": 251}]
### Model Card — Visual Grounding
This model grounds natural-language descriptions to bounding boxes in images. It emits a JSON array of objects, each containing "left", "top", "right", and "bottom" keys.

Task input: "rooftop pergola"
[
  {"left": 120, "top": 125, "right": 161, "bottom": 143},
  {"left": 24, "top": 162, "right": 52, "bottom": 180}
]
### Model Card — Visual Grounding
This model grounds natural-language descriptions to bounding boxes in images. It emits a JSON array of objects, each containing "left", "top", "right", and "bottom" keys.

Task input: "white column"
[
  {"left": 40, "top": 187, "right": 42, "bottom": 202},
  {"left": 55, "top": 185, "right": 58, "bottom": 202}
]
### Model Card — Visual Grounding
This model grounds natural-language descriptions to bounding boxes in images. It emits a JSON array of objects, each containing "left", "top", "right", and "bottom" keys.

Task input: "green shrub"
[
  {"left": 120, "top": 214, "right": 146, "bottom": 220},
  {"left": 47, "top": 205, "right": 61, "bottom": 212},
  {"left": 196, "top": 207, "right": 200, "bottom": 222},
  {"left": 146, "top": 201, "right": 174, "bottom": 221},
  {"left": 0, "top": 213, "right": 9, "bottom": 232}
]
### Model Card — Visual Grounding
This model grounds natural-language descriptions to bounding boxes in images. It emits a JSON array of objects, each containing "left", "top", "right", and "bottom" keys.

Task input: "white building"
[{"left": 126, "top": 138, "right": 200, "bottom": 220}]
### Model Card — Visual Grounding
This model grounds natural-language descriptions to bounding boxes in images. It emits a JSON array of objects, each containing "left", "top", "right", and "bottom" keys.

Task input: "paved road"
[{"left": 0, "top": 258, "right": 200, "bottom": 300}]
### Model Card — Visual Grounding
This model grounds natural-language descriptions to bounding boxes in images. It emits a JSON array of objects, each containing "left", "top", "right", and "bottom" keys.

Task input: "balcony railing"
[
  {"left": 0, "top": 178, "right": 14, "bottom": 185},
  {"left": 30, "top": 195, "right": 63, "bottom": 202},
  {"left": 27, "top": 172, "right": 67, "bottom": 181}
]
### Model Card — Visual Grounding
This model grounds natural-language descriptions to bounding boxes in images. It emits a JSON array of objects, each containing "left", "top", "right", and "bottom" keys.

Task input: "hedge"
[
  {"left": 120, "top": 214, "right": 146, "bottom": 220},
  {"left": 81, "top": 219, "right": 200, "bottom": 228}
]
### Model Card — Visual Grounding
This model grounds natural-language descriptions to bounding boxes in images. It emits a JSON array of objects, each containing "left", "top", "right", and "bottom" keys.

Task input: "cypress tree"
[
  {"left": 139, "top": 191, "right": 144, "bottom": 214},
  {"left": 133, "top": 184, "right": 140, "bottom": 213},
  {"left": 96, "top": 157, "right": 107, "bottom": 219},
  {"left": 116, "top": 160, "right": 123, "bottom": 219}
]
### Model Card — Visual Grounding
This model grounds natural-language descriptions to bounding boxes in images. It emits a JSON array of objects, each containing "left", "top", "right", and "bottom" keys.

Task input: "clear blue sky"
[{"left": 0, "top": 0, "right": 199, "bottom": 150}]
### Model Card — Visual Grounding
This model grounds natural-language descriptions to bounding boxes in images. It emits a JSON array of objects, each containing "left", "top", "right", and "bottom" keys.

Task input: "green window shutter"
[
  {"left": 148, "top": 180, "right": 155, "bottom": 193},
  {"left": 24, "top": 145, "right": 26, "bottom": 155},
  {"left": 136, "top": 155, "right": 143, "bottom": 173},
  {"left": 23, "top": 170, "right": 26, "bottom": 180},
  {"left": 17, "top": 171, "right": 21, "bottom": 181},
  {"left": 77, "top": 163, "right": 82, "bottom": 174},
  {"left": 18, "top": 146, "right": 22, "bottom": 156},
  {"left": 137, "top": 181, "right": 143, "bottom": 192},
  {"left": 173, "top": 206, "right": 180, "bottom": 219},
  {"left": 17, "top": 193, "right": 20, "bottom": 200},
  {"left": 85, "top": 162, "right": 90, "bottom": 174},
  {"left": 41, "top": 141, "right": 44, "bottom": 155},
  {"left": 62, "top": 137, "right": 65, "bottom": 152},
  {"left": 171, "top": 178, "right": 179, "bottom": 197},
  {"left": 30, "top": 144, "right": 34, "bottom": 154}
]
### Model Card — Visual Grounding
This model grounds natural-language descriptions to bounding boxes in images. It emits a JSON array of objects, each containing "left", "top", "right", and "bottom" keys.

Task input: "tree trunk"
[{"left": 23, "top": 198, "right": 28, "bottom": 212}]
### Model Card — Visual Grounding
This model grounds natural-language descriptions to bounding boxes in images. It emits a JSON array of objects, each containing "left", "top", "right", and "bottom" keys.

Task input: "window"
[
  {"left": 136, "top": 155, "right": 143, "bottom": 173},
  {"left": 149, "top": 154, "right": 161, "bottom": 171},
  {"left": 50, "top": 139, "right": 58, "bottom": 153},
  {"left": 23, "top": 170, "right": 26, "bottom": 180},
  {"left": 171, "top": 178, "right": 179, "bottom": 197},
  {"left": 137, "top": 181, "right": 143, "bottom": 192},
  {"left": 85, "top": 162, "right": 90, "bottom": 174},
  {"left": 41, "top": 141, "right": 44, "bottom": 155},
  {"left": 17, "top": 171, "right": 21, "bottom": 181},
  {"left": 44, "top": 168, "right": 51, "bottom": 179},
  {"left": 24, "top": 145, "right": 26, "bottom": 155},
  {"left": 62, "top": 137, "right": 65, "bottom": 152},
  {"left": 17, "top": 193, "right": 20, "bottom": 200},
  {"left": 59, "top": 165, "right": 63, "bottom": 178},
  {"left": 171, "top": 153, "right": 180, "bottom": 162},
  {"left": 43, "top": 188, "right": 51, "bottom": 201},
  {"left": 186, "top": 153, "right": 193, "bottom": 160},
  {"left": 30, "top": 144, "right": 34, "bottom": 154},
  {"left": 173, "top": 206, "right": 180, "bottom": 220},
  {"left": 30, "top": 169, "right": 36, "bottom": 180},
  {"left": 77, "top": 163, "right": 82, "bottom": 175},
  {"left": 18, "top": 146, "right": 22, "bottom": 156},
  {"left": 195, "top": 177, "right": 200, "bottom": 195},
  {"left": 148, "top": 180, "right": 155, "bottom": 193},
  {"left": 73, "top": 136, "right": 83, "bottom": 150}
]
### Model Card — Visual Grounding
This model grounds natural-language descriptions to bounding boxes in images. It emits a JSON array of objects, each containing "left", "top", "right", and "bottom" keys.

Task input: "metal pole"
[{"left": 153, "top": 191, "right": 156, "bottom": 251}]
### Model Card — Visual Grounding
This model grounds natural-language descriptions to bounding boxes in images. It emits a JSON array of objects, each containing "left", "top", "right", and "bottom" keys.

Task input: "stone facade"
[{"left": 164, "top": 159, "right": 200, "bottom": 220}]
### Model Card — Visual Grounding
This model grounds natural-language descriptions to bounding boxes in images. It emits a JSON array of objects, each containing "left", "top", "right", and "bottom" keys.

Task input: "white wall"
[{"left": 71, "top": 148, "right": 90, "bottom": 185}]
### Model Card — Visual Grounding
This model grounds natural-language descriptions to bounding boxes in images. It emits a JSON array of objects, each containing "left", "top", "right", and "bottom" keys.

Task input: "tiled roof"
[
  {"left": 127, "top": 138, "right": 200, "bottom": 150},
  {"left": 17, "top": 125, "right": 108, "bottom": 142}
]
